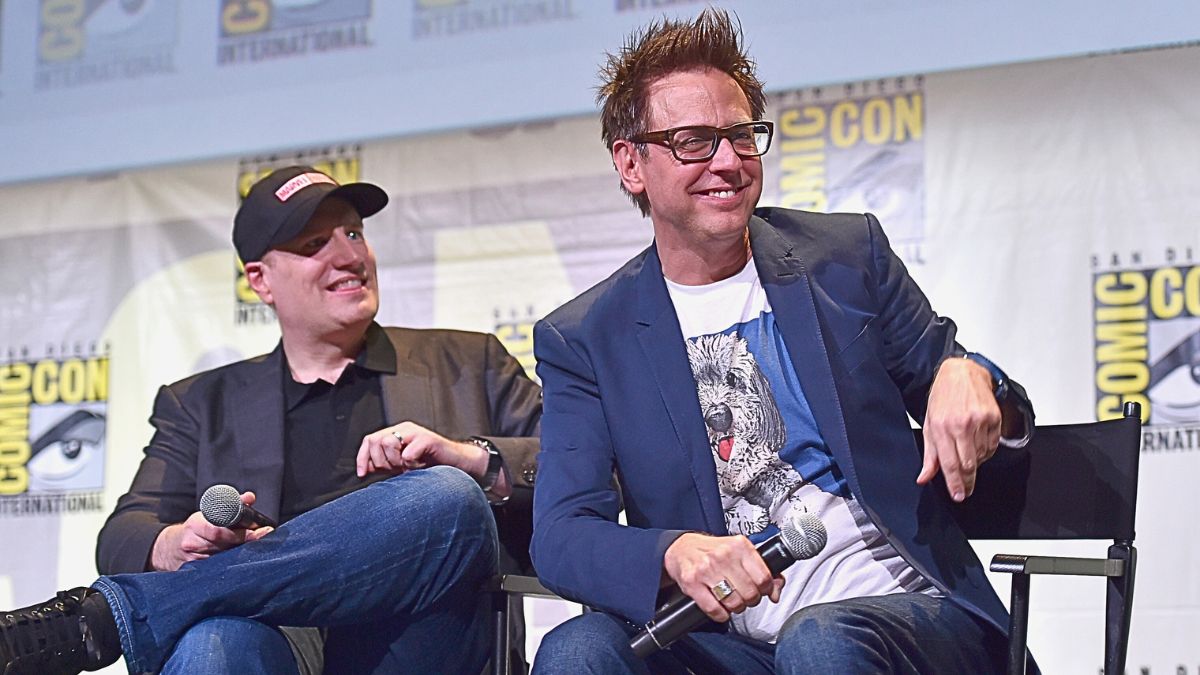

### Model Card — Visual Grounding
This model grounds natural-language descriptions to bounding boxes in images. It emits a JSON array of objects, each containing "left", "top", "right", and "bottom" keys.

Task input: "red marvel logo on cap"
[{"left": 274, "top": 173, "right": 337, "bottom": 202}]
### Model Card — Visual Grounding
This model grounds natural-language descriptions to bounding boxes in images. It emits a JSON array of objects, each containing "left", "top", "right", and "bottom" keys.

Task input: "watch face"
[{"left": 471, "top": 437, "right": 503, "bottom": 490}]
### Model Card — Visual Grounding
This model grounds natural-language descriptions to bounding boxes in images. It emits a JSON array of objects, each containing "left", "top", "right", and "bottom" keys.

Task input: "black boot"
[{"left": 0, "top": 587, "right": 119, "bottom": 675}]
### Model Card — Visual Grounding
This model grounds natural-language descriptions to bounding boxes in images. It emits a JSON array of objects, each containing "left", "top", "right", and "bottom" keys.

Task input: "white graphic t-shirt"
[{"left": 666, "top": 258, "right": 936, "bottom": 643}]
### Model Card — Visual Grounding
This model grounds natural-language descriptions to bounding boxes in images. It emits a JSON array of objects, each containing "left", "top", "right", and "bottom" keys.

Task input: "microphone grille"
[
  {"left": 200, "top": 484, "right": 244, "bottom": 528},
  {"left": 780, "top": 513, "right": 828, "bottom": 560}
]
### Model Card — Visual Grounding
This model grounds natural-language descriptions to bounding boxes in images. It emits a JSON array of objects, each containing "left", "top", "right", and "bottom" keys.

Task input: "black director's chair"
[{"left": 929, "top": 401, "right": 1143, "bottom": 675}]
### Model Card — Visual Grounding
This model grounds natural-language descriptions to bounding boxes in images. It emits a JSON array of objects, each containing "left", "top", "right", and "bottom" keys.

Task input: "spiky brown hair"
[{"left": 597, "top": 8, "right": 766, "bottom": 216}]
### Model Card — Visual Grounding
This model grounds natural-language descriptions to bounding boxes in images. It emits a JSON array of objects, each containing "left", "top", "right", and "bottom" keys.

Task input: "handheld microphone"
[
  {"left": 200, "top": 484, "right": 278, "bottom": 529},
  {"left": 629, "top": 513, "right": 828, "bottom": 658}
]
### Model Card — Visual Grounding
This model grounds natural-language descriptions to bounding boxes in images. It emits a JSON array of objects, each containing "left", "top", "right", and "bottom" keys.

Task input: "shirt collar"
[
  {"left": 280, "top": 322, "right": 396, "bottom": 409},
  {"left": 358, "top": 322, "right": 398, "bottom": 375}
]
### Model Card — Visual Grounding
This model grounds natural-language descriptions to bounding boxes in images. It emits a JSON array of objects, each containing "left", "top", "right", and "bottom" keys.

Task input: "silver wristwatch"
[{"left": 465, "top": 436, "right": 508, "bottom": 504}]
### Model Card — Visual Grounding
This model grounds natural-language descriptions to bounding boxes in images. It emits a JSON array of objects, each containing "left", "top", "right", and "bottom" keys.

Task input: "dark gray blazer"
[{"left": 96, "top": 324, "right": 542, "bottom": 576}]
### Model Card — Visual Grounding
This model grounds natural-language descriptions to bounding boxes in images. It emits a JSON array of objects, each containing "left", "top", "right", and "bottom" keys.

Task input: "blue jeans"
[
  {"left": 159, "top": 618, "right": 299, "bottom": 675},
  {"left": 532, "top": 592, "right": 1007, "bottom": 674},
  {"left": 93, "top": 466, "right": 497, "bottom": 674}
]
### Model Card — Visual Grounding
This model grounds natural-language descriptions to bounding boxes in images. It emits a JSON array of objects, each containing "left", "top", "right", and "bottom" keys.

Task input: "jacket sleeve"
[
  {"left": 95, "top": 384, "right": 200, "bottom": 575},
  {"left": 476, "top": 333, "right": 542, "bottom": 489},
  {"left": 863, "top": 213, "right": 1034, "bottom": 432},
  {"left": 530, "top": 318, "right": 689, "bottom": 624}
]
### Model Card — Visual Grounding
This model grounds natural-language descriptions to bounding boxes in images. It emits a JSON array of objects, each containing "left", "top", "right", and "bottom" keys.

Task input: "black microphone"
[
  {"left": 200, "top": 484, "right": 278, "bottom": 529},
  {"left": 629, "top": 513, "right": 828, "bottom": 658}
]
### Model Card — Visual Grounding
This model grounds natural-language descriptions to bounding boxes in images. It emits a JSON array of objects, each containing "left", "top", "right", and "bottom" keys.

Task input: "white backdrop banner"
[
  {"left": 0, "top": 45, "right": 1197, "bottom": 673},
  {"left": 3, "top": 0, "right": 1198, "bottom": 184}
]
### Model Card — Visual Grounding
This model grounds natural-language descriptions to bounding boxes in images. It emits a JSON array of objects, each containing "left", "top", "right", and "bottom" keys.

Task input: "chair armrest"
[
  {"left": 990, "top": 554, "right": 1126, "bottom": 577},
  {"left": 487, "top": 574, "right": 560, "bottom": 598}
]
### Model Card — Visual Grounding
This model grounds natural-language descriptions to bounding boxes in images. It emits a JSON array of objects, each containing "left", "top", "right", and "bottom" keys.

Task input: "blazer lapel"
[
  {"left": 230, "top": 346, "right": 287, "bottom": 521},
  {"left": 750, "top": 217, "right": 863, "bottom": 499},
  {"left": 634, "top": 247, "right": 725, "bottom": 532},
  {"left": 379, "top": 330, "right": 437, "bottom": 430}
]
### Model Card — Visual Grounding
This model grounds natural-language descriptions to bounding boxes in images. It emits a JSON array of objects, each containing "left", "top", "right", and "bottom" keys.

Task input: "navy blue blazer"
[{"left": 532, "top": 208, "right": 1021, "bottom": 639}]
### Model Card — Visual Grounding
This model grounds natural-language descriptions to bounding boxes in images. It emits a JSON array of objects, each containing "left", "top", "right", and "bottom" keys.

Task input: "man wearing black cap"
[{"left": 0, "top": 167, "right": 542, "bottom": 675}]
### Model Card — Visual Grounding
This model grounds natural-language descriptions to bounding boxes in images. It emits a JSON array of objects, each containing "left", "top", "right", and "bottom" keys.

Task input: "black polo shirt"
[{"left": 279, "top": 324, "right": 397, "bottom": 524}]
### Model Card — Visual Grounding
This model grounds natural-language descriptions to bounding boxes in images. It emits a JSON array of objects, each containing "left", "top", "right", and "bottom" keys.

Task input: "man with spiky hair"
[{"left": 531, "top": 9, "right": 1035, "bottom": 673}]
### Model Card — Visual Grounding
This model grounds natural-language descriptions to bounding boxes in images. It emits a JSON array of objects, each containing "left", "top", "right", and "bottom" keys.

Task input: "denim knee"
[
  {"left": 421, "top": 465, "right": 492, "bottom": 521},
  {"left": 162, "top": 616, "right": 297, "bottom": 675},
  {"left": 375, "top": 465, "right": 498, "bottom": 578},
  {"left": 418, "top": 465, "right": 495, "bottom": 553},
  {"left": 532, "top": 613, "right": 642, "bottom": 674},
  {"left": 373, "top": 465, "right": 493, "bottom": 537},
  {"left": 776, "top": 601, "right": 887, "bottom": 671}
]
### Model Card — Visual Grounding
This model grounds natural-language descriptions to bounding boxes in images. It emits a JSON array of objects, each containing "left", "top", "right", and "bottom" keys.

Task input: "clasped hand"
[{"left": 355, "top": 422, "right": 488, "bottom": 479}]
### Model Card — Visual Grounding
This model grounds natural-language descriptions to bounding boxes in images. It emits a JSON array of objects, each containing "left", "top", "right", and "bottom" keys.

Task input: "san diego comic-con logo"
[
  {"left": 769, "top": 78, "right": 926, "bottom": 265},
  {"left": 218, "top": 0, "right": 373, "bottom": 66},
  {"left": 0, "top": 347, "right": 109, "bottom": 517},
  {"left": 1092, "top": 247, "right": 1200, "bottom": 453},
  {"left": 411, "top": 0, "right": 578, "bottom": 39},
  {"left": 35, "top": 0, "right": 177, "bottom": 90},
  {"left": 234, "top": 148, "right": 365, "bottom": 326}
]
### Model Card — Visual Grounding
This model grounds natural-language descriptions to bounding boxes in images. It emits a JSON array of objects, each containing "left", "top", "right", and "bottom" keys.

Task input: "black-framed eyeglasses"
[{"left": 631, "top": 121, "right": 775, "bottom": 163}]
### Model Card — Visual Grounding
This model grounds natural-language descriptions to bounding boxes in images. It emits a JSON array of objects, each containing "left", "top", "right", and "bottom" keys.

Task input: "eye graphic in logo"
[
  {"left": 826, "top": 147, "right": 923, "bottom": 232},
  {"left": 1148, "top": 329, "right": 1200, "bottom": 423},
  {"left": 27, "top": 409, "right": 106, "bottom": 487}
]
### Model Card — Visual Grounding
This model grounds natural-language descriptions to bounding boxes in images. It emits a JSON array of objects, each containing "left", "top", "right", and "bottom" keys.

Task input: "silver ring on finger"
[
  {"left": 391, "top": 430, "right": 404, "bottom": 443},
  {"left": 711, "top": 579, "right": 735, "bottom": 601}
]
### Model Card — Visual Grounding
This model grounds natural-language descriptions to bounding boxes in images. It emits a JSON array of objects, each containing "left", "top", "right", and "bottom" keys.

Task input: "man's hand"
[
  {"left": 354, "top": 423, "right": 481, "bottom": 477},
  {"left": 917, "top": 356, "right": 1002, "bottom": 502},
  {"left": 150, "top": 491, "right": 273, "bottom": 572},
  {"left": 662, "top": 532, "right": 784, "bottom": 623}
]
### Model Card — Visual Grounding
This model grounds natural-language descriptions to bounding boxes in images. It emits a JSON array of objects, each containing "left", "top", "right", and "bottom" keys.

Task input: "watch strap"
[
  {"left": 465, "top": 436, "right": 508, "bottom": 503},
  {"left": 963, "top": 351, "right": 1008, "bottom": 400}
]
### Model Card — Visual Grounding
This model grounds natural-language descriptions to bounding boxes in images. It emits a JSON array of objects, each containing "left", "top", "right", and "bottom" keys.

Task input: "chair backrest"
[{"left": 915, "top": 406, "right": 1142, "bottom": 541}]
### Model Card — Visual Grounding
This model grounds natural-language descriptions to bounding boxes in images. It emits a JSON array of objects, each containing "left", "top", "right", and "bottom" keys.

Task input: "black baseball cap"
[{"left": 233, "top": 165, "right": 389, "bottom": 262}]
